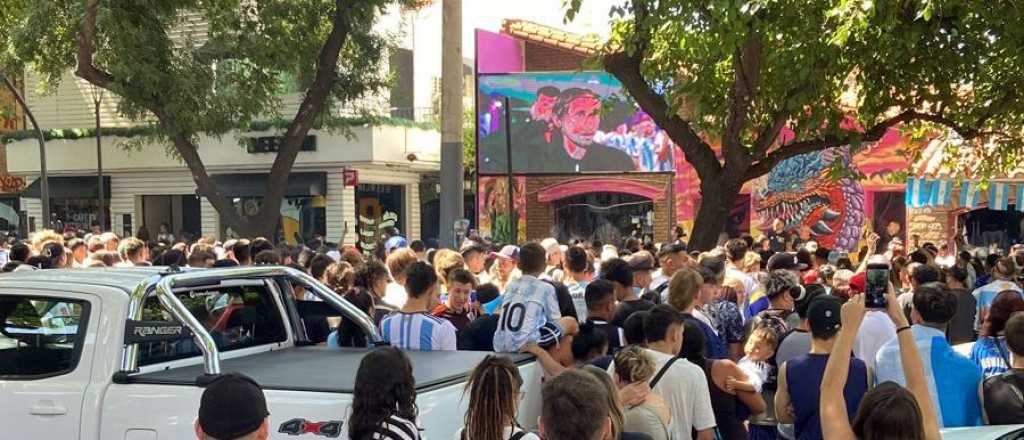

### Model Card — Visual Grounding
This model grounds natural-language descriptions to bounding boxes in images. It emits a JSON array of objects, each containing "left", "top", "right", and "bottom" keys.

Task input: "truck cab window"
[
  {"left": 137, "top": 284, "right": 287, "bottom": 366},
  {"left": 0, "top": 296, "right": 89, "bottom": 378}
]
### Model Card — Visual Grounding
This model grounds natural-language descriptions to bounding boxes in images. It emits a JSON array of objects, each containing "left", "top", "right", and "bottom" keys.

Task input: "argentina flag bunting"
[
  {"left": 959, "top": 182, "right": 979, "bottom": 208},
  {"left": 927, "top": 179, "right": 953, "bottom": 207},
  {"left": 989, "top": 182, "right": 1010, "bottom": 211}
]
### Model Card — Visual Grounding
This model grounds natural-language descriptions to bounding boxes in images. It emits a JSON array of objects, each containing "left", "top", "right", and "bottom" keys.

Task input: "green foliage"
[
  {"left": 589, "top": 0, "right": 1024, "bottom": 179},
  {"left": 0, "top": 116, "right": 435, "bottom": 143},
  {"left": 463, "top": 106, "right": 476, "bottom": 176},
  {"left": 4, "top": 0, "right": 415, "bottom": 139}
]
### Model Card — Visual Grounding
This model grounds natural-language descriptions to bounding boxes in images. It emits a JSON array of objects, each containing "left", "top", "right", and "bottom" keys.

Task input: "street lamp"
[{"left": 88, "top": 84, "right": 105, "bottom": 231}]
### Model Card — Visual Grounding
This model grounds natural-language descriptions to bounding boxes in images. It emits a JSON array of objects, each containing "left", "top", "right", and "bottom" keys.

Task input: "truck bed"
[{"left": 129, "top": 347, "right": 532, "bottom": 393}]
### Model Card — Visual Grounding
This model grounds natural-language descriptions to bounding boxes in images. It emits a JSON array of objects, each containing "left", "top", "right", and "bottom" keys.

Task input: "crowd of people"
[{"left": 10, "top": 221, "right": 1024, "bottom": 440}]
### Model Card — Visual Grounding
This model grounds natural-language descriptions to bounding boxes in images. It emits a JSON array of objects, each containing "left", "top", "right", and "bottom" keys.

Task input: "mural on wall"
[
  {"left": 477, "top": 72, "right": 677, "bottom": 175},
  {"left": 478, "top": 176, "right": 525, "bottom": 244},
  {"left": 754, "top": 146, "right": 866, "bottom": 251},
  {"left": 0, "top": 78, "right": 23, "bottom": 133}
]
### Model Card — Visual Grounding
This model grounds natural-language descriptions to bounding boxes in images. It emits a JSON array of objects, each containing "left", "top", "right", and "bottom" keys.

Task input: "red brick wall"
[
  {"left": 523, "top": 42, "right": 587, "bottom": 72},
  {"left": 524, "top": 174, "right": 674, "bottom": 243}
]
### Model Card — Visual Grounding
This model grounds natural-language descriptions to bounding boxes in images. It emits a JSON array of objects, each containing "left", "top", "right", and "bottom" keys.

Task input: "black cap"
[
  {"left": 767, "top": 252, "right": 808, "bottom": 271},
  {"left": 198, "top": 373, "right": 269, "bottom": 439},
  {"left": 807, "top": 295, "right": 843, "bottom": 337}
]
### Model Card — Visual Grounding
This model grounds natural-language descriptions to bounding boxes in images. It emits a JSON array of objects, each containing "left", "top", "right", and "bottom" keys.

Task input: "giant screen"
[{"left": 477, "top": 72, "right": 676, "bottom": 175}]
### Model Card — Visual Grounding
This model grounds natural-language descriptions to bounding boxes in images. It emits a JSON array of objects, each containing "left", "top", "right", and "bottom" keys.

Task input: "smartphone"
[{"left": 865, "top": 259, "right": 889, "bottom": 308}]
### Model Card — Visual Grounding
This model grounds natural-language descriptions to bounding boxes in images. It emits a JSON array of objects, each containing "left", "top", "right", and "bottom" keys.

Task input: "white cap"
[{"left": 541, "top": 238, "right": 560, "bottom": 253}]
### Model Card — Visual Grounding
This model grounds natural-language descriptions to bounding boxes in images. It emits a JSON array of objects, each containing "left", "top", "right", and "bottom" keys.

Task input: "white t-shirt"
[
  {"left": 854, "top": 310, "right": 896, "bottom": 370},
  {"left": 737, "top": 357, "right": 769, "bottom": 393},
  {"left": 454, "top": 426, "right": 540, "bottom": 440},
  {"left": 383, "top": 282, "right": 408, "bottom": 309},
  {"left": 612, "top": 349, "right": 716, "bottom": 440}
]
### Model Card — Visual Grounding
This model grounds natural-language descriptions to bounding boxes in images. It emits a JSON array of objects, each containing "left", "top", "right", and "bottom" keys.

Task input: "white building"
[{"left": 5, "top": 7, "right": 447, "bottom": 248}]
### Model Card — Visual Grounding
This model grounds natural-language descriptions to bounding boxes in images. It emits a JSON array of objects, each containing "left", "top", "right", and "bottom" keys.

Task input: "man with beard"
[{"left": 528, "top": 88, "right": 633, "bottom": 173}]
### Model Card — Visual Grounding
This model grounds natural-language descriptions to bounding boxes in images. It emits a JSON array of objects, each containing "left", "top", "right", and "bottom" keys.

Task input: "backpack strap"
[
  {"left": 650, "top": 355, "right": 681, "bottom": 389},
  {"left": 509, "top": 430, "right": 528, "bottom": 440}
]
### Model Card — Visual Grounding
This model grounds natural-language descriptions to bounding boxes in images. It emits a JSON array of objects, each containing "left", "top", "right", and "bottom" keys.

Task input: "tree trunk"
[{"left": 688, "top": 176, "right": 742, "bottom": 251}]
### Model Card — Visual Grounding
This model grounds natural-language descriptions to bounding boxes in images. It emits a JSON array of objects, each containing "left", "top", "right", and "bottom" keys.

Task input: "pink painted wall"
[{"left": 475, "top": 29, "right": 524, "bottom": 74}]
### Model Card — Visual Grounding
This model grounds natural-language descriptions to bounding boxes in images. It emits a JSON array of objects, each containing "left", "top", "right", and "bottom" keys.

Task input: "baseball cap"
[
  {"left": 807, "top": 295, "right": 843, "bottom": 336},
  {"left": 541, "top": 238, "right": 560, "bottom": 254},
  {"left": 767, "top": 252, "right": 808, "bottom": 271},
  {"left": 849, "top": 271, "right": 866, "bottom": 294},
  {"left": 802, "top": 269, "right": 821, "bottom": 285},
  {"left": 537, "top": 321, "right": 564, "bottom": 349},
  {"left": 460, "top": 242, "right": 487, "bottom": 257},
  {"left": 198, "top": 373, "right": 269, "bottom": 440},
  {"left": 384, "top": 236, "right": 408, "bottom": 254},
  {"left": 491, "top": 245, "right": 520, "bottom": 261}
]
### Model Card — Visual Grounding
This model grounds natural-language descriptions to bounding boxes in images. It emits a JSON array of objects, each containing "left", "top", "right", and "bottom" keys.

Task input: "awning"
[
  {"left": 212, "top": 172, "right": 327, "bottom": 197},
  {"left": 23, "top": 176, "right": 111, "bottom": 199}
]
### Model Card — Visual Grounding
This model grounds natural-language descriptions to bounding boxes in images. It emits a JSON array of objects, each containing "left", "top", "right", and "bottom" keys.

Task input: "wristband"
[{"left": 896, "top": 325, "right": 912, "bottom": 334}]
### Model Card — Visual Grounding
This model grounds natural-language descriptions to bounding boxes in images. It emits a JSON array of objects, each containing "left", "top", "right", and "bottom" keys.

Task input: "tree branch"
[
  {"left": 750, "top": 85, "right": 806, "bottom": 159},
  {"left": 741, "top": 108, "right": 1001, "bottom": 181},
  {"left": 75, "top": 0, "right": 251, "bottom": 231},
  {"left": 604, "top": 50, "right": 721, "bottom": 179},
  {"left": 722, "top": 33, "right": 762, "bottom": 170}
]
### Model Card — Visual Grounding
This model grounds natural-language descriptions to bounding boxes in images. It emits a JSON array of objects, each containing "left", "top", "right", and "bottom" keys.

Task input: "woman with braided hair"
[{"left": 456, "top": 355, "right": 539, "bottom": 440}]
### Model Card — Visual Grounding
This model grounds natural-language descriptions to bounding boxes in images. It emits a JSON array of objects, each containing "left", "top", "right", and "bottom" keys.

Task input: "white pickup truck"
[{"left": 0, "top": 266, "right": 541, "bottom": 440}]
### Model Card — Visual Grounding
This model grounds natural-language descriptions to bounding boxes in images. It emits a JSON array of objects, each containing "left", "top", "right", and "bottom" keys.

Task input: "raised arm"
[
  {"left": 883, "top": 288, "right": 941, "bottom": 440},
  {"left": 820, "top": 294, "right": 866, "bottom": 440}
]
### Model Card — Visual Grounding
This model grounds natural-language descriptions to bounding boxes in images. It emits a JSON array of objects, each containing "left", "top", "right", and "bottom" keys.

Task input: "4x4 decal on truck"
[{"left": 278, "top": 418, "right": 343, "bottom": 438}]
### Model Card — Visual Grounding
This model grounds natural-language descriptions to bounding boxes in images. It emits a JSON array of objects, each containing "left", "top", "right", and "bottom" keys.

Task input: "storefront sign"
[
  {"left": 0, "top": 174, "right": 25, "bottom": 194},
  {"left": 343, "top": 169, "right": 359, "bottom": 187},
  {"left": 906, "top": 207, "right": 948, "bottom": 245}
]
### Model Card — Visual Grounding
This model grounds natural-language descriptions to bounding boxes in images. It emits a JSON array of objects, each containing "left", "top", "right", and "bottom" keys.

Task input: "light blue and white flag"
[
  {"left": 960, "top": 182, "right": 980, "bottom": 208},
  {"left": 905, "top": 178, "right": 932, "bottom": 208},
  {"left": 927, "top": 179, "right": 954, "bottom": 207},
  {"left": 990, "top": 182, "right": 1011, "bottom": 211},
  {"left": 1017, "top": 184, "right": 1024, "bottom": 212}
]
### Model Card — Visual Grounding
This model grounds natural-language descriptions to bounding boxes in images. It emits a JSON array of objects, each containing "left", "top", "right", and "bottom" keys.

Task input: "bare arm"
[
  {"left": 696, "top": 429, "right": 714, "bottom": 440},
  {"left": 820, "top": 294, "right": 865, "bottom": 440},
  {"left": 775, "top": 362, "right": 794, "bottom": 424},
  {"left": 520, "top": 343, "right": 567, "bottom": 377},
  {"left": 884, "top": 290, "right": 941, "bottom": 440},
  {"left": 723, "top": 361, "right": 767, "bottom": 414}
]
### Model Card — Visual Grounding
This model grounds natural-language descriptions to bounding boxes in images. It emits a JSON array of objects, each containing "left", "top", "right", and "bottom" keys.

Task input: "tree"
[
  {"left": 5, "top": 0, "right": 416, "bottom": 239},
  {"left": 568, "top": 0, "right": 1024, "bottom": 250}
]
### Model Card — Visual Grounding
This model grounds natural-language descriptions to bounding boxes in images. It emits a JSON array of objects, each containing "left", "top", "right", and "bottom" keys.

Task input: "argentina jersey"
[
  {"left": 493, "top": 275, "right": 562, "bottom": 352},
  {"left": 379, "top": 312, "right": 457, "bottom": 351}
]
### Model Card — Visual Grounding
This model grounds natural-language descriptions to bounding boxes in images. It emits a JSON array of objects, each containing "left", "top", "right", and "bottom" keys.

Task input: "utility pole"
[
  {"left": 92, "top": 88, "right": 105, "bottom": 231},
  {"left": 438, "top": 0, "right": 463, "bottom": 249},
  {"left": 1, "top": 73, "right": 49, "bottom": 228}
]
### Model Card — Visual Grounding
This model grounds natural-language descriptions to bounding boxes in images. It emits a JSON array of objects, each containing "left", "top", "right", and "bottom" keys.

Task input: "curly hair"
[
  {"left": 353, "top": 260, "right": 389, "bottom": 293},
  {"left": 348, "top": 347, "right": 418, "bottom": 440},
  {"left": 462, "top": 356, "right": 524, "bottom": 440},
  {"left": 613, "top": 345, "right": 656, "bottom": 384}
]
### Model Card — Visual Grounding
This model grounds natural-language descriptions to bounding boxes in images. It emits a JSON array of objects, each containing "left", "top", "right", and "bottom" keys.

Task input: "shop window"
[
  {"left": 221, "top": 196, "right": 326, "bottom": 244},
  {"left": 356, "top": 184, "right": 405, "bottom": 254},
  {"left": 552, "top": 193, "right": 653, "bottom": 245}
]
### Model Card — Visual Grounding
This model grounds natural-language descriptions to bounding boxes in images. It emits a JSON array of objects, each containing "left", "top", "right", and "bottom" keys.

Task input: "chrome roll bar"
[{"left": 121, "top": 266, "right": 382, "bottom": 376}]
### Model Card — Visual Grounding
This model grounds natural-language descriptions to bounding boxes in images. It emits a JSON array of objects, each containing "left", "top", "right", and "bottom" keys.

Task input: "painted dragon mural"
[{"left": 755, "top": 147, "right": 865, "bottom": 251}]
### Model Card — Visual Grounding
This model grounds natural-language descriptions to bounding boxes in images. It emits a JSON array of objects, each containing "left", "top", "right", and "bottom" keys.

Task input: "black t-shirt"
[
  {"left": 611, "top": 299, "right": 656, "bottom": 328},
  {"left": 947, "top": 287, "right": 977, "bottom": 344},
  {"left": 767, "top": 231, "right": 789, "bottom": 253},
  {"left": 458, "top": 314, "right": 500, "bottom": 351},
  {"left": 983, "top": 369, "right": 1024, "bottom": 425},
  {"left": 587, "top": 318, "right": 626, "bottom": 353}
]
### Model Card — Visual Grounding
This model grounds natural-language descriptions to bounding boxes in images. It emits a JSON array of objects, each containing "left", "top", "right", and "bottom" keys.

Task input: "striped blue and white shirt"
[
  {"left": 379, "top": 312, "right": 457, "bottom": 351},
  {"left": 492, "top": 275, "right": 561, "bottom": 353},
  {"left": 875, "top": 325, "right": 983, "bottom": 428}
]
